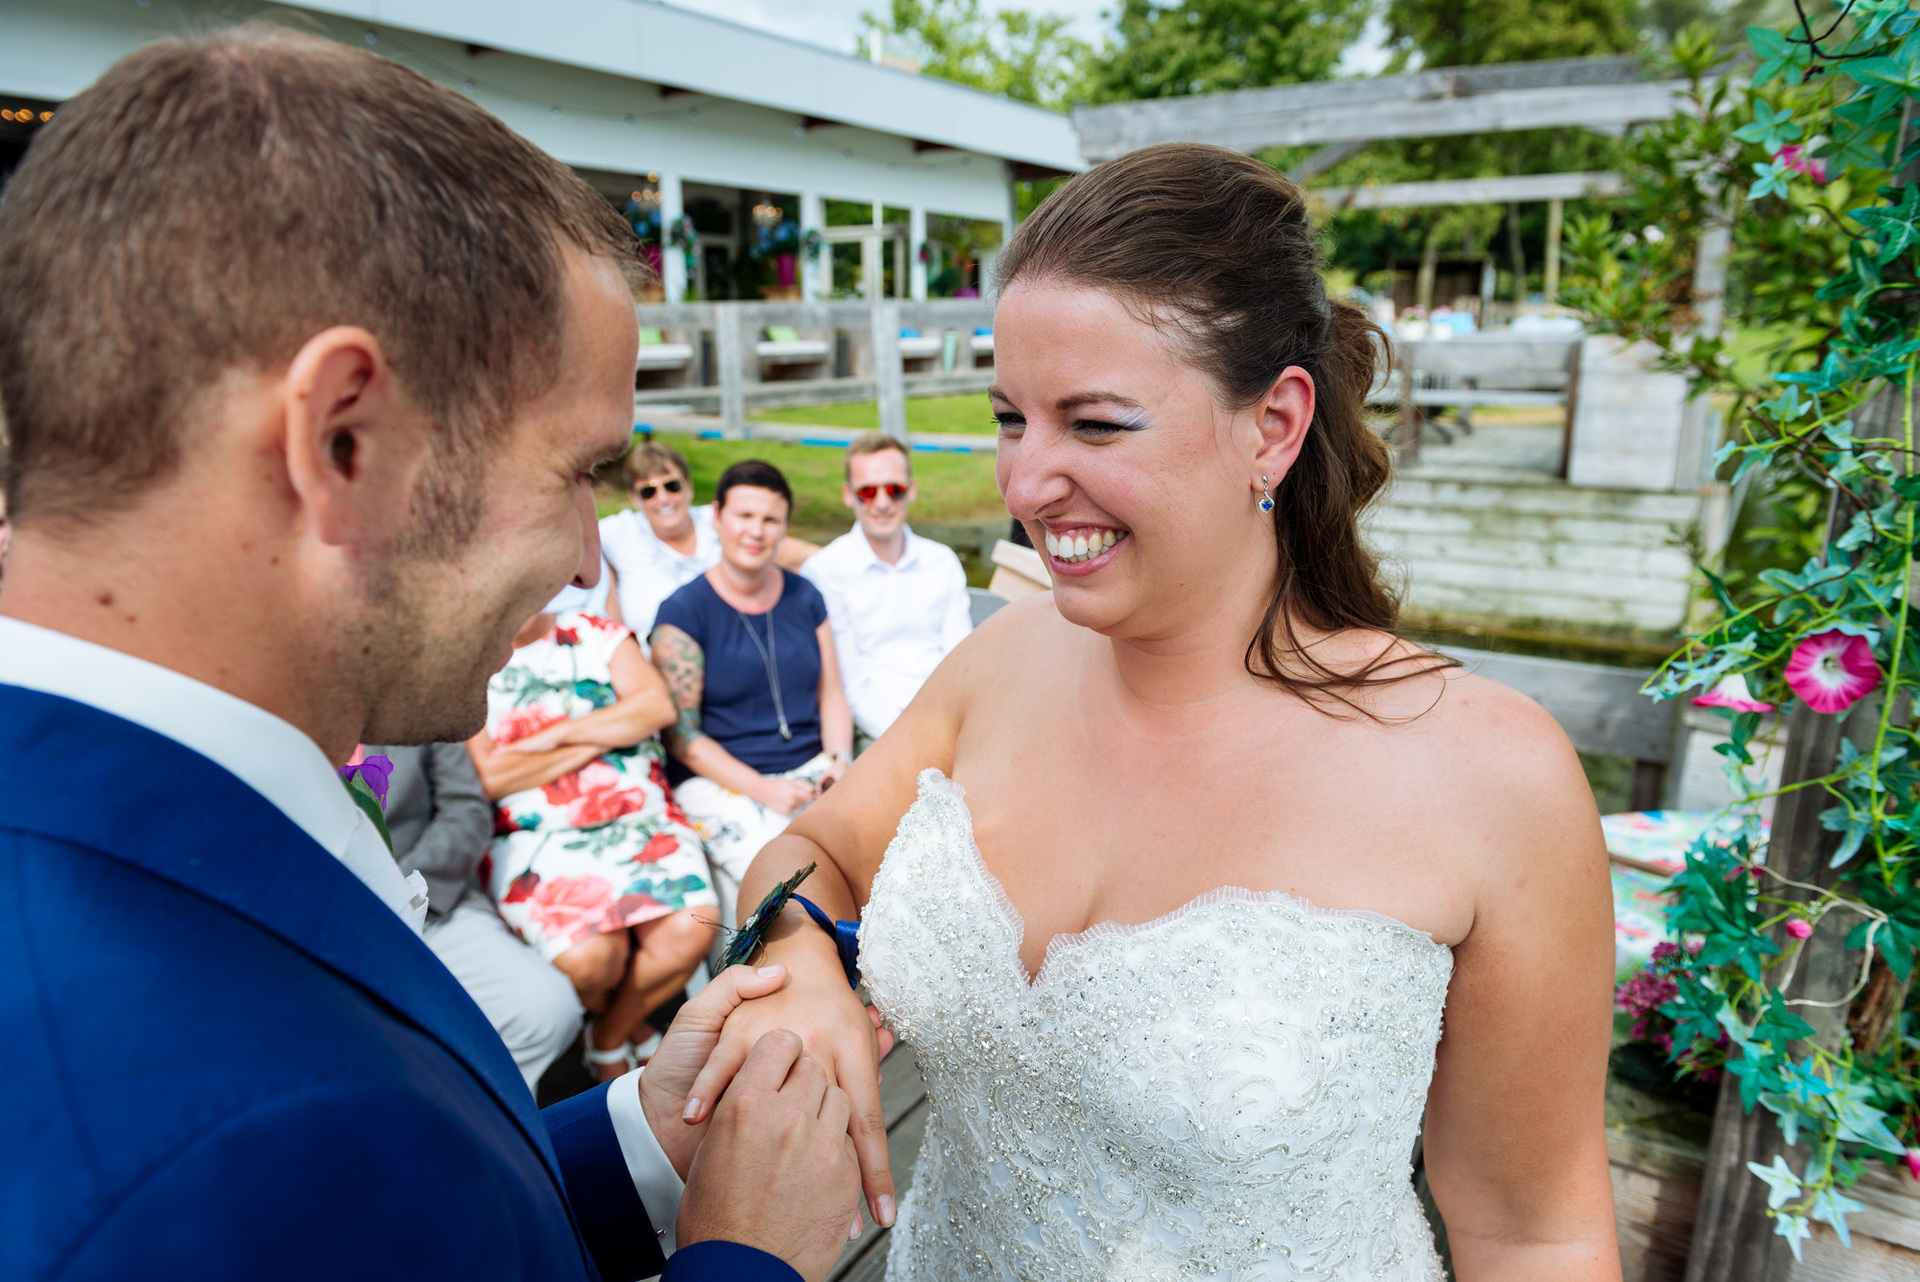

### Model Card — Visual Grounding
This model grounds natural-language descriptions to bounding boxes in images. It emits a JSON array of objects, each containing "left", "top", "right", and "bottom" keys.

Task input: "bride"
[{"left": 688, "top": 143, "right": 1620, "bottom": 1279}]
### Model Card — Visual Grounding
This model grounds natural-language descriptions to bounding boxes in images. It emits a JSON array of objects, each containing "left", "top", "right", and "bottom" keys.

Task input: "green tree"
[
  {"left": 858, "top": 0, "right": 1090, "bottom": 108},
  {"left": 1079, "top": 0, "right": 1372, "bottom": 103},
  {"left": 1384, "top": 0, "right": 1639, "bottom": 68}
]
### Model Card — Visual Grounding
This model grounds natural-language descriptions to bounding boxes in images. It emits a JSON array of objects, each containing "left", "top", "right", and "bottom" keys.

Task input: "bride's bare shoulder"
[{"left": 1332, "top": 634, "right": 1579, "bottom": 784}]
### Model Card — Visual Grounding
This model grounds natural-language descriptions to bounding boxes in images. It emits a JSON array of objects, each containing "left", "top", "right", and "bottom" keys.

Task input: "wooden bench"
[
  {"left": 1378, "top": 335, "right": 1582, "bottom": 458},
  {"left": 634, "top": 326, "right": 694, "bottom": 374},
  {"left": 758, "top": 324, "right": 832, "bottom": 374}
]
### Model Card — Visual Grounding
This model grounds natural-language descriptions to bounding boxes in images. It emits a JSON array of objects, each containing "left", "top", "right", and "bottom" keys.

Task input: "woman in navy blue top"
[{"left": 650, "top": 460, "right": 854, "bottom": 927}]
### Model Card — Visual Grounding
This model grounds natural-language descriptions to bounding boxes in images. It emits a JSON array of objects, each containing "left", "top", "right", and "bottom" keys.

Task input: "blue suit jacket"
[{"left": 0, "top": 684, "right": 795, "bottom": 1282}]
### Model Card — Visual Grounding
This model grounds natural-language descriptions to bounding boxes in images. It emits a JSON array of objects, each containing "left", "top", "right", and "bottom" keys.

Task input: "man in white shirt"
[
  {"left": 801, "top": 434, "right": 973, "bottom": 742},
  {"left": 0, "top": 29, "right": 878, "bottom": 1282}
]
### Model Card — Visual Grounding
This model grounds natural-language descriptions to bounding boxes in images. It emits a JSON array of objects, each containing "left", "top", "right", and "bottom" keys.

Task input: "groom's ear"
[{"left": 280, "top": 326, "right": 431, "bottom": 549}]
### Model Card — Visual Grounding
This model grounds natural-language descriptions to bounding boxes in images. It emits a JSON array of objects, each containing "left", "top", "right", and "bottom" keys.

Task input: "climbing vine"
[{"left": 1604, "top": 3, "right": 1920, "bottom": 1255}]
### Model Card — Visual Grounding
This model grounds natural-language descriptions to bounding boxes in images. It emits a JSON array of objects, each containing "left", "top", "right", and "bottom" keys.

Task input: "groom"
[{"left": 0, "top": 27, "right": 865, "bottom": 1282}]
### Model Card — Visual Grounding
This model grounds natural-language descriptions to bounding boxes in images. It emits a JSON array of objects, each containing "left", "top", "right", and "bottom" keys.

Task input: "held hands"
[
  {"left": 677, "top": 1030, "right": 865, "bottom": 1282},
  {"left": 636, "top": 962, "right": 796, "bottom": 1178},
  {"left": 684, "top": 933, "right": 898, "bottom": 1230}
]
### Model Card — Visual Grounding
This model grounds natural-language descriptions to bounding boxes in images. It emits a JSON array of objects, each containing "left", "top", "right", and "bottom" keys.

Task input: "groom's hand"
[
  {"left": 678, "top": 1031, "right": 863, "bottom": 1282},
  {"left": 638, "top": 963, "right": 793, "bottom": 1178}
]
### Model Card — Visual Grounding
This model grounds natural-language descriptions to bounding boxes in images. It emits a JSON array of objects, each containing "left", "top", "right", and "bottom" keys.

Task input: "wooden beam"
[
  {"left": 1288, "top": 139, "right": 1370, "bottom": 183},
  {"left": 1312, "top": 171, "right": 1624, "bottom": 209},
  {"left": 1546, "top": 197, "right": 1565, "bottom": 302},
  {"left": 1075, "top": 71, "right": 1686, "bottom": 161}
]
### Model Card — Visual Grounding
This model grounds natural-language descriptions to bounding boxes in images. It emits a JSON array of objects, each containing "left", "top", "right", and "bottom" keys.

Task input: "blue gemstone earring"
[{"left": 1258, "top": 476, "right": 1275, "bottom": 513}]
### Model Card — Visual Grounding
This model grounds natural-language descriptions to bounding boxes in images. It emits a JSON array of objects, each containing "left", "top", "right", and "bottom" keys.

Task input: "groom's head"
[{"left": 0, "top": 26, "right": 640, "bottom": 750}]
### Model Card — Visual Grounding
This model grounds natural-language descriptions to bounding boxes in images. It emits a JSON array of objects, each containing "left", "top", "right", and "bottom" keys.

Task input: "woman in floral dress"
[{"left": 468, "top": 607, "right": 718, "bottom": 1080}]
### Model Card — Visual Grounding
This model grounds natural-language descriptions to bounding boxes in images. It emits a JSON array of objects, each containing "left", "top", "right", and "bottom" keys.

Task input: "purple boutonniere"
[
  {"left": 339, "top": 753, "right": 396, "bottom": 853},
  {"left": 338, "top": 753, "right": 395, "bottom": 807}
]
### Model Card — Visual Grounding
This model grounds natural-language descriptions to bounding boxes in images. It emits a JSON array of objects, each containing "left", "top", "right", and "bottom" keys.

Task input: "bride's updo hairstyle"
[{"left": 994, "top": 142, "right": 1448, "bottom": 709}]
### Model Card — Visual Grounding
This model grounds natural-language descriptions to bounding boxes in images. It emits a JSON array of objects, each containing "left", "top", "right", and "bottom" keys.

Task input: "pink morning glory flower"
[
  {"left": 1785, "top": 631, "right": 1882, "bottom": 714},
  {"left": 1784, "top": 918, "right": 1813, "bottom": 940},
  {"left": 1778, "top": 144, "right": 1828, "bottom": 184},
  {"left": 1692, "top": 673, "right": 1776, "bottom": 712}
]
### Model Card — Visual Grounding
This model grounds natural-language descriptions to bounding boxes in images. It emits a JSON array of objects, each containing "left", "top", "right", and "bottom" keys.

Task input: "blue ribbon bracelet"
[{"left": 792, "top": 893, "right": 862, "bottom": 989}]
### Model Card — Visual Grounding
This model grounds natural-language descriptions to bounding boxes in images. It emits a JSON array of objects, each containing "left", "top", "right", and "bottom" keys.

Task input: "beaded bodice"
[{"left": 859, "top": 770, "right": 1455, "bottom": 1281}]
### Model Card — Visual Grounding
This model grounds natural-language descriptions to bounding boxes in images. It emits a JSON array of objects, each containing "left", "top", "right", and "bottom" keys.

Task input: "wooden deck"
[{"left": 829, "top": 1041, "right": 930, "bottom": 1282}]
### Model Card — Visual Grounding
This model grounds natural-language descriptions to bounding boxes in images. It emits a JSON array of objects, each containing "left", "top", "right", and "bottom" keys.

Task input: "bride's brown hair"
[{"left": 994, "top": 142, "right": 1451, "bottom": 710}]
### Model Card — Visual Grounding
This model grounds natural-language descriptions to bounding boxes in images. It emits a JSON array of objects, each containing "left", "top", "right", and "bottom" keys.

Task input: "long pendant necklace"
[{"left": 735, "top": 604, "right": 792, "bottom": 741}]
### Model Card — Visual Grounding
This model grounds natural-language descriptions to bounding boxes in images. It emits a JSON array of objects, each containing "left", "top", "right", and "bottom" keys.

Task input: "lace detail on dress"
[{"left": 860, "top": 769, "right": 1455, "bottom": 1281}]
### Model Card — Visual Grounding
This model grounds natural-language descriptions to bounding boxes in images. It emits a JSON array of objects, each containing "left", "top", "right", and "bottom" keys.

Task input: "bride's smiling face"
[{"left": 992, "top": 278, "right": 1313, "bottom": 639}]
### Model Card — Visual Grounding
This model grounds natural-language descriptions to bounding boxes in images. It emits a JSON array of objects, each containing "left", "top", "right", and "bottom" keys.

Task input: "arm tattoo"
[{"left": 649, "top": 624, "right": 707, "bottom": 758}]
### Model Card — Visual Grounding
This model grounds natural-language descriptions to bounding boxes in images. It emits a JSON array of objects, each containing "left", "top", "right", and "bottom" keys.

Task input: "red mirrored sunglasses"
[{"left": 854, "top": 483, "right": 910, "bottom": 504}]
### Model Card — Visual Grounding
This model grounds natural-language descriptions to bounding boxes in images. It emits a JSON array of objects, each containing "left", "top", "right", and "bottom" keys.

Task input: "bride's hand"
[{"left": 684, "top": 937, "right": 899, "bottom": 1228}]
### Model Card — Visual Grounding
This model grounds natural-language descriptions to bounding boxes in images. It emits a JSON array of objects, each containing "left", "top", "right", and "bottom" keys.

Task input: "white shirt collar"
[
  {"left": 854, "top": 524, "right": 921, "bottom": 572},
  {"left": 0, "top": 616, "right": 429, "bottom": 933}
]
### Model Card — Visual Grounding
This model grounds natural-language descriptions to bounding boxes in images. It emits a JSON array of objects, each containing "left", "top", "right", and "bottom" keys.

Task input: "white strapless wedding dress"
[{"left": 859, "top": 770, "right": 1455, "bottom": 1281}]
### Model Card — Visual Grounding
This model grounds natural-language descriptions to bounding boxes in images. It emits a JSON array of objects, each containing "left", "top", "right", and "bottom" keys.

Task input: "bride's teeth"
[
  {"left": 1073, "top": 534, "right": 1088, "bottom": 558},
  {"left": 1101, "top": 530, "right": 1115, "bottom": 549},
  {"left": 1045, "top": 532, "right": 1059, "bottom": 556}
]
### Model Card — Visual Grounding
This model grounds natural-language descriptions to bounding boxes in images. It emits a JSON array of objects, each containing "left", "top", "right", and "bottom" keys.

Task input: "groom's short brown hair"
[{"left": 0, "top": 24, "right": 638, "bottom": 526}]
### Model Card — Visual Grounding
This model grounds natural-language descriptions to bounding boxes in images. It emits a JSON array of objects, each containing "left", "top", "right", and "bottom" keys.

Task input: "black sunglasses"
[
  {"left": 854, "top": 483, "right": 910, "bottom": 504},
  {"left": 635, "top": 478, "right": 685, "bottom": 500}
]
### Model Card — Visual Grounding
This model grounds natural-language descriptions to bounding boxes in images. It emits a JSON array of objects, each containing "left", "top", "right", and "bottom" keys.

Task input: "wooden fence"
[{"left": 631, "top": 299, "right": 996, "bottom": 440}]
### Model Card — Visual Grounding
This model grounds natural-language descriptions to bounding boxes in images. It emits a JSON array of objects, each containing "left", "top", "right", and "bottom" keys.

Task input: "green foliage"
[
  {"left": 858, "top": 0, "right": 1089, "bottom": 108},
  {"left": 1310, "top": 0, "right": 1639, "bottom": 289},
  {"left": 1384, "top": 0, "right": 1638, "bottom": 68},
  {"left": 1570, "top": 4, "right": 1920, "bottom": 1256},
  {"left": 1077, "top": 0, "right": 1369, "bottom": 103}
]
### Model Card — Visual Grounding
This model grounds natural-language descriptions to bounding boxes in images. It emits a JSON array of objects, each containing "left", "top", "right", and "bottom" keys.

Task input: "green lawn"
[
  {"left": 598, "top": 433, "right": 1008, "bottom": 549},
  {"left": 748, "top": 393, "right": 998, "bottom": 436}
]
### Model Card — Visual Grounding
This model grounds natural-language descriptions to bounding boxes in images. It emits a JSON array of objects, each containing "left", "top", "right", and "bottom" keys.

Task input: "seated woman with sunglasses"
[
  {"left": 800, "top": 433, "right": 972, "bottom": 745},
  {"left": 599, "top": 442, "right": 817, "bottom": 639},
  {"left": 649, "top": 460, "right": 855, "bottom": 932}
]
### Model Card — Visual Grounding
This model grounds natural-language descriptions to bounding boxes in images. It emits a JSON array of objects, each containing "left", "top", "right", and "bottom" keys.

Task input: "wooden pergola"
[{"left": 1073, "top": 56, "right": 1695, "bottom": 308}]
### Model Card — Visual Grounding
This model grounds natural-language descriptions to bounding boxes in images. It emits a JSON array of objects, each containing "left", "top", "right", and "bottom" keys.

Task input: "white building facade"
[{"left": 0, "top": 0, "right": 1080, "bottom": 302}]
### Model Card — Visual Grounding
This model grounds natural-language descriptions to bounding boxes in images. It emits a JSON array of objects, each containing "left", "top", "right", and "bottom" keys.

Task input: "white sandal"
[{"left": 584, "top": 1038, "right": 638, "bottom": 1076}]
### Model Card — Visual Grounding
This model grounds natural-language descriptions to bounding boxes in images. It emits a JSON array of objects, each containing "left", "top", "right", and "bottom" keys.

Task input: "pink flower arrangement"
[
  {"left": 1692, "top": 673, "right": 1776, "bottom": 712},
  {"left": 1784, "top": 630, "right": 1882, "bottom": 714},
  {"left": 1778, "top": 144, "right": 1829, "bottom": 184}
]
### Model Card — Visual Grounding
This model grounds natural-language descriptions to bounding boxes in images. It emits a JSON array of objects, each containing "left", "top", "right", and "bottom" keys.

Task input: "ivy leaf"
[
  {"left": 1810, "top": 1187, "right": 1867, "bottom": 1249},
  {"left": 1773, "top": 1213, "right": 1812, "bottom": 1262},
  {"left": 1747, "top": 1155, "right": 1803, "bottom": 1209},
  {"left": 1853, "top": 184, "right": 1920, "bottom": 264},
  {"left": 1750, "top": 158, "right": 1795, "bottom": 201},
  {"left": 1735, "top": 99, "right": 1806, "bottom": 150},
  {"left": 1850, "top": 40, "right": 1920, "bottom": 94},
  {"left": 1749, "top": 26, "right": 1812, "bottom": 87}
]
